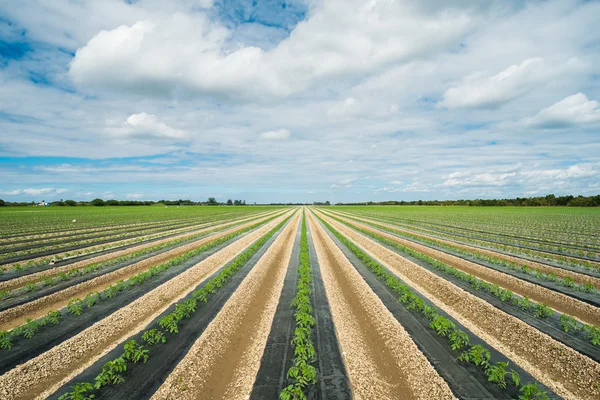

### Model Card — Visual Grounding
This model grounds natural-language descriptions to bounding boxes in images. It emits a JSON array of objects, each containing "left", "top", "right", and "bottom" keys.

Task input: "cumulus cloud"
[
  {"left": 526, "top": 93, "right": 600, "bottom": 129},
  {"left": 259, "top": 128, "right": 291, "bottom": 140},
  {"left": 106, "top": 112, "right": 186, "bottom": 140},
  {"left": 69, "top": 1, "right": 472, "bottom": 100},
  {"left": 440, "top": 58, "right": 551, "bottom": 109}
]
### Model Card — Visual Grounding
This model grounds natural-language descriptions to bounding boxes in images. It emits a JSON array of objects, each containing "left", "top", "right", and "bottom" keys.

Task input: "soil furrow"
[
  {"left": 327, "top": 211, "right": 600, "bottom": 327},
  {"left": 0, "top": 210, "right": 293, "bottom": 400},
  {"left": 307, "top": 212, "right": 454, "bottom": 400},
  {"left": 151, "top": 211, "right": 301, "bottom": 400},
  {"left": 315, "top": 209, "right": 600, "bottom": 400},
  {"left": 0, "top": 211, "right": 284, "bottom": 331}
]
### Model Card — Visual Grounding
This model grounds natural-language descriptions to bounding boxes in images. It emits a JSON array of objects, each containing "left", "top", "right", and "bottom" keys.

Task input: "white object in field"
[{"left": 72, "top": 219, "right": 76, "bottom": 223}]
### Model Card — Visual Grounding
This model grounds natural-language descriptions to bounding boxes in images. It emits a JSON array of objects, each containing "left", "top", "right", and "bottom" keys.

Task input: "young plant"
[
  {"left": 0, "top": 330, "right": 12, "bottom": 350},
  {"left": 67, "top": 298, "right": 84, "bottom": 316},
  {"left": 559, "top": 314, "right": 578, "bottom": 333},
  {"left": 41, "top": 310, "right": 61, "bottom": 326},
  {"left": 448, "top": 330, "right": 470, "bottom": 350},
  {"left": 429, "top": 315, "right": 455, "bottom": 337},
  {"left": 458, "top": 345, "right": 491, "bottom": 369},
  {"left": 518, "top": 383, "right": 550, "bottom": 400},
  {"left": 94, "top": 357, "right": 127, "bottom": 389},
  {"left": 142, "top": 329, "right": 167, "bottom": 346},
  {"left": 22, "top": 318, "right": 39, "bottom": 339},
  {"left": 534, "top": 303, "right": 553, "bottom": 319},
  {"left": 57, "top": 382, "right": 95, "bottom": 400},
  {"left": 123, "top": 340, "right": 150, "bottom": 364},
  {"left": 84, "top": 292, "right": 100, "bottom": 308}
]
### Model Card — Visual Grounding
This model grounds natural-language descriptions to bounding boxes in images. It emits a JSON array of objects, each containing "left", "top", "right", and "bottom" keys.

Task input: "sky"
[{"left": 0, "top": 0, "right": 599, "bottom": 204}]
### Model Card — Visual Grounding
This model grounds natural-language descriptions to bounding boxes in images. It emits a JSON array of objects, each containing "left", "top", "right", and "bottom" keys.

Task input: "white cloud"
[
  {"left": 69, "top": 2, "right": 472, "bottom": 99},
  {"left": 440, "top": 58, "right": 552, "bottom": 109},
  {"left": 0, "top": 188, "right": 67, "bottom": 197},
  {"left": 526, "top": 93, "right": 600, "bottom": 129},
  {"left": 259, "top": 129, "right": 291, "bottom": 140},
  {"left": 106, "top": 112, "right": 186, "bottom": 140},
  {"left": 126, "top": 193, "right": 146, "bottom": 199},
  {"left": 330, "top": 177, "right": 357, "bottom": 189}
]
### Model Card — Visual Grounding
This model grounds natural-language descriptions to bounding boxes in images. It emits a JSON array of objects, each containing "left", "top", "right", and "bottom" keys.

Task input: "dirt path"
[
  {"left": 151, "top": 211, "right": 301, "bottom": 400},
  {"left": 0, "top": 210, "right": 294, "bottom": 400},
  {"left": 0, "top": 210, "right": 280, "bottom": 292},
  {"left": 307, "top": 212, "right": 454, "bottom": 400},
  {"left": 329, "top": 210, "right": 600, "bottom": 288},
  {"left": 0, "top": 212, "right": 283, "bottom": 331},
  {"left": 314, "top": 209, "right": 600, "bottom": 400},
  {"left": 327, "top": 211, "right": 600, "bottom": 327}
]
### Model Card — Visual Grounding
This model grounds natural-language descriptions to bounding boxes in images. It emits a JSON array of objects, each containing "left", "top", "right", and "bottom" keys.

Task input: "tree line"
[{"left": 339, "top": 194, "right": 600, "bottom": 207}]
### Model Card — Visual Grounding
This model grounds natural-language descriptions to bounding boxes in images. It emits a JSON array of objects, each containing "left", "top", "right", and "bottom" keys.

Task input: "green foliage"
[
  {"left": 559, "top": 315, "right": 578, "bottom": 333},
  {"left": 0, "top": 330, "right": 12, "bottom": 350},
  {"left": 123, "top": 340, "right": 150, "bottom": 364},
  {"left": 534, "top": 303, "right": 553, "bottom": 319},
  {"left": 142, "top": 329, "right": 167, "bottom": 346},
  {"left": 519, "top": 383, "right": 550, "bottom": 400},
  {"left": 41, "top": 310, "right": 61, "bottom": 326},
  {"left": 67, "top": 298, "right": 84, "bottom": 316},
  {"left": 458, "top": 345, "right": 491, "bottom": 369},
  {"left": 22, "top": 318, "right": 39, "bottom": 339},
  {"left": 449, "top": 330, "right": 470, "bottom": 350},
  {"left": 58, "top": 382, "right": 95, "bottom": 400},
  {"left": 94, "top": 357, "right": 127, "bottom": 389}
]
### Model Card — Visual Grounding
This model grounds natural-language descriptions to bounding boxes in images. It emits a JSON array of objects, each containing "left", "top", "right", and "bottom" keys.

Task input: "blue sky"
[{"left": 0, "top": 0, "right": 599, "bottom": 203}]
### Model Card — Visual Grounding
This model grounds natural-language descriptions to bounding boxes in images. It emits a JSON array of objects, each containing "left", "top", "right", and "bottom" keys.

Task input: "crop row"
[
  {"left": 280, "top": 212, "right": 318, "bottom": 400},
  {"left": 0, "top": 216, "right": 258, "bottom": 300},
  {"left": 315, "top": 215, "right": 552, "bottom": 400},
  {"left": 0, "top": 214, "right": 279, "bottom": 348},
  {"left": 334, "top": 216, "right": 600, "bottom": 348},
  {"left": 349, "top": 211, "right": 599, "bottom": 269},
  {"left": 56, "top": 214, "right": 291, "bottom": 400},
  {"left": 334, "top": 212, "right": 599, "bottom": 291}
]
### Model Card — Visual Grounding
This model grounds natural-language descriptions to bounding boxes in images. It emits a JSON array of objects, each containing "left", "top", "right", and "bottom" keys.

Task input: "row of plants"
[
  {"left": 56, "top": 215, "right": 293, "bottom": 400},
  {"left": 331, "top": 212, "right": 598, "bottom": 293},
  {"left": 0, "top": 211, "right": 276, "bottom": 275},
  {"left": 315, "top": 215, "right": 552, "bottom": 400},
  {"left": 382, "top": 215, "right": 600, "bottom": 259},
  {"left": 0, "top": 218, "right": 203, "bottom": 253},
  {"left": 0, "top": 219, "right": 216, "bottom": 262},
  {"left": 332, "top": 216, "right": 600, "bottom": 348},
  {"left": 0, "top": 214, "right": 283, "bottom": 350},
  {"left": 280, "top": 214, "right": 318, "bottom": 400},
  {"left": 352, "top": 212, "right": 599, "bottom": 271},
  {"left": 0, "top": 214, "right": 269, "bottom": 301}
]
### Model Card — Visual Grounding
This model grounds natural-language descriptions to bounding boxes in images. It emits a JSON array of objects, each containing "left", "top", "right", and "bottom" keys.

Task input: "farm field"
[{"left": 0, "top": 205, "right": 599, "bottom": 400}]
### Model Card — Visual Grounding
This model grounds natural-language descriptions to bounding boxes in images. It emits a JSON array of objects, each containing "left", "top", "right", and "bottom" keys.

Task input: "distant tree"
[
  {"left": 65, "top": 199, "right": 77, "bottom": 206},
  {"left": 207, "top": 197, "right": 218, "bottom": 205},
  {"left": 227, "top": 199, "right": 233, "bottom": 205},
  {"left": 0, "top": 199, "right": 5, "bottom": 206},
  {"left": 91, "top": 198, "right": 105, "bottom": 206},
  {"left": 325, "top": 201, "right": 330, "bottom": 205}
]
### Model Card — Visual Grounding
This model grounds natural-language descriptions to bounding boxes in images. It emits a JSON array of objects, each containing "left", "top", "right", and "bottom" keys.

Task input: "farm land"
[{"left": 0, "top": 205, "right": 599, "bottom": 399}]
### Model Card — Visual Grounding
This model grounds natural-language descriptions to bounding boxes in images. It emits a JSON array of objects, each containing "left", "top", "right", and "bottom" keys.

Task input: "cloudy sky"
[{"left": 1, "top": 0, "right": 599, "bottom": 203}]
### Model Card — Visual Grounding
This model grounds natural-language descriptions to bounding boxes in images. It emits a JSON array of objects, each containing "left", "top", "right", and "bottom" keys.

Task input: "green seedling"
[
  {"left": 58, "top": 382, "right": 95, "bottom": 400},
  {"left": 0, "top": 330, "right": 12, "bottom": 350},
  {"left": 142, "top": 329, "right": 167, "bottom": 346},
  {"left": 67, "top": 298, "right": 84, "bottom": 316}
]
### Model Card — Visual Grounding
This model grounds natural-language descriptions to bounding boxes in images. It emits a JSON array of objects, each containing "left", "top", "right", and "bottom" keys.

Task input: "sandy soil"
[
  {"left": 0, "top": 211, "right": 284, "bottom": 331},
  {"left": 327, "top": 211, "right": 600, "bottom": 327},
  {"left": 0, "top": 210, "right": 281, "bottom": 293},
  {"left": 0, "top": 210, "right": 294, "bottom": 400},
  {"left": 307, "top": 212, "right": 455, "bottom": 400},
  {"left": 329, "top": 210, "right": 600, "bottom": 289},
  {"left": 315, "top": 209, "right": 600, "bottom": 400}
]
